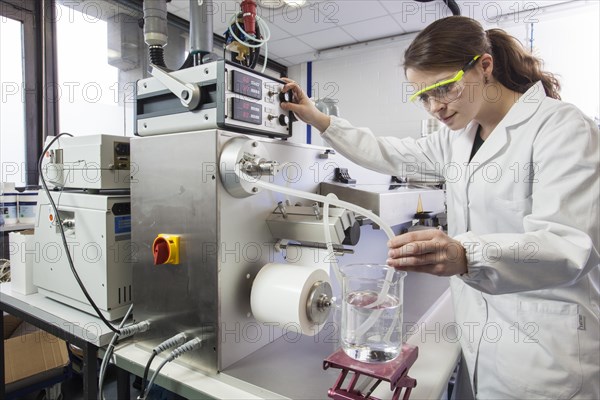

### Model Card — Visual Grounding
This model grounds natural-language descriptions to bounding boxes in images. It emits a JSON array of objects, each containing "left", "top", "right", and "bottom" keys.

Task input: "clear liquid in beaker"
[{"left": 341, "top": 290, "right": 403, "bottom": 363}]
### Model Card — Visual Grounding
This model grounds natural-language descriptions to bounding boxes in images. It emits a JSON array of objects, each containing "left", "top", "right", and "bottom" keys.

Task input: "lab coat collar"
[
  {"left": 454, "top": 121, "right": 479, "bottom": 168},
  {"left": 467, "top": 81, "right": 546, "bottom": 174}
]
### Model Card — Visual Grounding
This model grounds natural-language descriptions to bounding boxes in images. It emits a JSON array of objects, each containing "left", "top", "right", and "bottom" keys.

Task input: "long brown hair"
[{"left": 404, "top": 16, "right": 561, "bottom": 99}]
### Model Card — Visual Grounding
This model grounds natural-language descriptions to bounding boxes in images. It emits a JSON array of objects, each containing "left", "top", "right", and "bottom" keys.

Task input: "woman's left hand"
[{"left": 387, "top": 229, "right": 468, "bottom": 276}]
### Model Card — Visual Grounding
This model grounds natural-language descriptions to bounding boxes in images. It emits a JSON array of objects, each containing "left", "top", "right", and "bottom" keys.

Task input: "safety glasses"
[{"left": 410, "top": 55, "right": 481, "bottom": 111}]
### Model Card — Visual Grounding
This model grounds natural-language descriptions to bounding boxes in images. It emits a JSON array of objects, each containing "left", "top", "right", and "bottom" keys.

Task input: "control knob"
[
  {"left": 278, "top": 114, "right": 289, "bottom": 126},
  {"left": 278, "top": 91, "right": 292, "bottom": 103}
]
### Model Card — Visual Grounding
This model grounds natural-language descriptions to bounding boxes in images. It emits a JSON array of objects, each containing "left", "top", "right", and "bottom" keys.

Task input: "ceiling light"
[
  {"left": 257, "top": 0, "right": 307, "bottom": 9},
  {"left": 284, "top": 0, "right": 307, "bottom": 6}
]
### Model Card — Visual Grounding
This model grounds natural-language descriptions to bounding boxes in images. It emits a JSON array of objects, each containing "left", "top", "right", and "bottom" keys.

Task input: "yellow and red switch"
[{"left": 152, "top": 234, "right": 181, "bottom": 265}]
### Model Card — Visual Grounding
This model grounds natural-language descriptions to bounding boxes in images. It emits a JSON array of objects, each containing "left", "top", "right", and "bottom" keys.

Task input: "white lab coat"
[{"left": 320, "top": 81, "right": 600, "bottom": 399}]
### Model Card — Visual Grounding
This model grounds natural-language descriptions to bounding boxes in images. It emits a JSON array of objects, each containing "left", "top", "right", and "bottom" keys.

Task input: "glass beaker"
[{"left": 341, "top": 264, "right": 406, "bottom": 363}]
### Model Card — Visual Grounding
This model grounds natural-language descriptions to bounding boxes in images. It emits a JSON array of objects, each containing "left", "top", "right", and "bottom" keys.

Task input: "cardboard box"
[
  {"left": 3, "top": 313, "right": 23, "bottom": 338},
  {"left": 3, "top": 314, "right": 70, "bottom": 389}
]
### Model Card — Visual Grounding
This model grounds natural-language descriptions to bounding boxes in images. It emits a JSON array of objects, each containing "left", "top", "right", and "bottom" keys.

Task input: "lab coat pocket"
[
  {"left": 495, "top": 299, "right": 583, "bottom": 399},
  {"left": 491, "top": 196, "right": 532, "bottom": 233}
]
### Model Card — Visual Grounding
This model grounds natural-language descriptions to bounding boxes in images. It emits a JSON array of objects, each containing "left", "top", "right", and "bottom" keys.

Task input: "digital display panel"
[
  {"left": 231, "top": 98, "right": 262, "bottom": 125},
  {"left": 232, "top": 70, "right": 262, "bottom": 99}
]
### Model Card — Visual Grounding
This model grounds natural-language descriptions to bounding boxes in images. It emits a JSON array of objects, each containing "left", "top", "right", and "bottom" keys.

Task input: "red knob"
[{"left": 153, "top": 238, "right": 170, "bottom": 265}]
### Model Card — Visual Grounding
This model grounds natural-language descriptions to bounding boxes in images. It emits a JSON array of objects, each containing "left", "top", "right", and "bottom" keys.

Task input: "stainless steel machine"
[
  {"left": 129, "top": 1, "right": 449, "bottom": 397},
  {"left": 130, "top": 129, "right": 447, "bottom": 376}
]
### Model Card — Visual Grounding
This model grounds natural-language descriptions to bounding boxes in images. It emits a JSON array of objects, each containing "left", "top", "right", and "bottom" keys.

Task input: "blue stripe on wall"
[{"left": 306, "top": 61, "right": 312, "bottom": 144}]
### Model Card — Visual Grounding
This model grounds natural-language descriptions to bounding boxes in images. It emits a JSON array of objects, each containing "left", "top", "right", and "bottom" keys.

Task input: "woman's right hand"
[{"left": 280, "top": 78, "right": 331, "bottom": 132}]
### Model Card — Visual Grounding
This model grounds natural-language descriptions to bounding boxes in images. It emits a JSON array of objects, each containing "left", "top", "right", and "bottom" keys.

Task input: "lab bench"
[{"left": 1, "top": 282, "right": 460, "bottom": 399}]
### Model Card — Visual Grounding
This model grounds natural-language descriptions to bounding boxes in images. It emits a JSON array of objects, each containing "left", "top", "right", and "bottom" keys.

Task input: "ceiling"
[{"left": 166, "top": 0, "right": 573, "bottom": 66}]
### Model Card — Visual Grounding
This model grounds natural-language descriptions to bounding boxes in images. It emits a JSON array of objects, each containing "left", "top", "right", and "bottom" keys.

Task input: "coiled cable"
[
  {"left": 138, "top": 338, "right": 202, "bottom": 400},
  {"left": 98, "top": 304, "right": 134, "bottom": 400},
  {"left": 140, "top": 333, "right": 188, "bottom": 395}
]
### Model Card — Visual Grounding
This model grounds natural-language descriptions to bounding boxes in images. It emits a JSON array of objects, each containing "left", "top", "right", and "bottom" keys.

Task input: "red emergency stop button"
[{"left": 152, "top": 234, "right": 180, "bottom": 265}]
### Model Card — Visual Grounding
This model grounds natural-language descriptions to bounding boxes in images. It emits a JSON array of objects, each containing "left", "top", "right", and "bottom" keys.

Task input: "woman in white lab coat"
[{"left": 281, "top": 16, "right": 599, "bottom": 400}]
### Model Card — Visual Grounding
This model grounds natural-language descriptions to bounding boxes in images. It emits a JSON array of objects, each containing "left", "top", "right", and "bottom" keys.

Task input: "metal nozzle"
[
  {"left": 241, "top": 153, "right": 279, "bottom": 176},
  {"left": 143, "top": 0, "right": 168, "bottom": 47}
]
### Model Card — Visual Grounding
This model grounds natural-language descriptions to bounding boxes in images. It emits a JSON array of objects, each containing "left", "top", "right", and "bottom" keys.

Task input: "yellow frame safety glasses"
[{"left": 409, "top": 55, "right": 482, "bottom": 102}]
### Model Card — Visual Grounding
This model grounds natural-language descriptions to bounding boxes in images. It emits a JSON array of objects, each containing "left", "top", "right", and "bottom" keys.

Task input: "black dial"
[
  {"left": 278, "top": 91, "right": 292, "bottom": 103},
  {"left": 278, "top": 114, "right": 289, "bottom": 126}
]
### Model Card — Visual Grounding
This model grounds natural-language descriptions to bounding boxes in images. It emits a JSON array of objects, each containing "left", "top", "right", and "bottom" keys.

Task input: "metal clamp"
[{"left": 240, "top": 152, "right": 280, "bottom": 177}]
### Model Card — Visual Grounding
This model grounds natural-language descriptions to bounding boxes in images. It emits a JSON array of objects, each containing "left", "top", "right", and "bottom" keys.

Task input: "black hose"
[
  {"left": 249, "top": 23, "right": 262, "bottom": 69},
  {"left": 38, "top": 134, "right": 121, "bottom": 335},
  {"left": 412, "top": 0, "right": 461, "bottom": 16},
  {"left": 148, "top": 46, "right": 166, "bottom": 68},
  {"left": 149, "top": 44, "right": 203, "bottom": 71},
  {"left": 443, "top": 0, "right": 461, "bottom": 16}
]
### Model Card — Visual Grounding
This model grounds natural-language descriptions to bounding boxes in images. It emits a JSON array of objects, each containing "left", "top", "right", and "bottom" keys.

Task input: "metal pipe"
[
  {"left": 189, "top": 0, "right": 214, "bottom": 63},
  {"left": 277, "top": 242, "right": 354, "bottom": 255},
  {"left": 143, "top": 0, "right": 168, "bottom": 47}
]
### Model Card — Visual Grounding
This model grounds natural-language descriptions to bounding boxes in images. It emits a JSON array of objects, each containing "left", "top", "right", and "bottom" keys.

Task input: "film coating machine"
[{"left": 128, "top": 60, "right": 448, "bottom": 398}]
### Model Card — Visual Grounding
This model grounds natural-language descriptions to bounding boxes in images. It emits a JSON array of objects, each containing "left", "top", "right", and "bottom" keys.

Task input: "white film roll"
[
  {"left": 285, "top": 245, "right": 331, "bottom": 272},
  {"left": 251, "top": 263, "right": 330, "bottom": 336}
]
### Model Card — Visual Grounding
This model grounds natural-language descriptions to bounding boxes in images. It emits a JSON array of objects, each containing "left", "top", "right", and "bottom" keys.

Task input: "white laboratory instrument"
[
  {"left": 40, "top": 134, "right": 130, "bottom": 191},
  {"left": 33, "top": 134, "right": 132, "bottom": 320},
  {"left": 33, "top": 190, "right": 132, "bottom": 320}
]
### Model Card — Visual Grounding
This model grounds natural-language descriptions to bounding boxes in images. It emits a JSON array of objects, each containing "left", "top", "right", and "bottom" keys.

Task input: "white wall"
[
  {"left": 499, "top": 2, "right": 600, "bottom": 120},
  {"left": 288, "top": 34, "right": 430, "bottom": 147},
  {"left": 288, "top": 1, "right": 600, "bottom": 145}
]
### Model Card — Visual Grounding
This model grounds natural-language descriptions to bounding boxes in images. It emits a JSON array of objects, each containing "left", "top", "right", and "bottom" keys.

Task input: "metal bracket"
[{"left": 148, "top": 63, "right": 202, "bottom": 109}]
